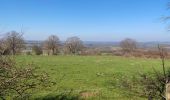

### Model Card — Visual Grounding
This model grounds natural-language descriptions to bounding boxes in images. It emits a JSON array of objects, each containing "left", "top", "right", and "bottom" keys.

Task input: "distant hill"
[{"left": 25, "top": 40, "right": 170, "bottom": 48}]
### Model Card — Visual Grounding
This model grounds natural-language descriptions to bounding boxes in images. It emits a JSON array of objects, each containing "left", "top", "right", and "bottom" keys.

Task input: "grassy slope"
[{"left": 15, "top": 55, "right": 170, "bottom": 100}]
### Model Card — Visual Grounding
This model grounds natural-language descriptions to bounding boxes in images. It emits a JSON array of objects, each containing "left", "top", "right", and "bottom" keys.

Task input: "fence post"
[{"left": 166, "top": 83, "right": 170, "bottom": 100}]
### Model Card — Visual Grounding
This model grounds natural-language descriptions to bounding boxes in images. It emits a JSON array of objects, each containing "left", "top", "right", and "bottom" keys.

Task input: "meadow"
[{"left": 15, "top": 55, "right": 170, "bottom": 100}]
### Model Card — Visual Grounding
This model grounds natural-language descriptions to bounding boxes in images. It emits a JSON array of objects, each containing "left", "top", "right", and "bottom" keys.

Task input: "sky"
[{"left": 0, "top": 0, "right": 170, "bottom": 42}]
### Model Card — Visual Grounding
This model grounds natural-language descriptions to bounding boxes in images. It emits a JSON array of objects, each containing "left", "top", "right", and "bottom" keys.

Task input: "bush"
[
  {"left": 112, "top": 50, "right": 123, "bottom": 56},
  {"left": 80, "top": 48, "right": 101, "bottom": 56},
  {"left": 0, "top": 56, "right": 53, "bottom": 99},
  {"left": 138, "top": 72, "right": 166, "bottom": 99},
  {"left": 35, "top": 90, "right": 79, "bottom": 100},
  {"left": 25, "top": 51, "right": 32, "bottom": 55},
  {"left": 32, "top": 45, "right": 43, "bottom": 55}
]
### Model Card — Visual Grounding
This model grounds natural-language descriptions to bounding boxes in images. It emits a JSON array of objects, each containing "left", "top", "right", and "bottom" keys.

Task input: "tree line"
[
  {"left": 0, "top": 31, "right": 84, "bottom": 55},
  {"left": 0, "top": 30, "right": 141, "bottom": 56}
]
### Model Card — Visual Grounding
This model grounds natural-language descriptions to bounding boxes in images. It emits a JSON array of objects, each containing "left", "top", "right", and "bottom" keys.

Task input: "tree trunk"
[
  {"left": 52, "top": 48, "right": 54, "bottom": 55},
  {"left": 12, "top": 47, "right": 15, "bottom": 55}
]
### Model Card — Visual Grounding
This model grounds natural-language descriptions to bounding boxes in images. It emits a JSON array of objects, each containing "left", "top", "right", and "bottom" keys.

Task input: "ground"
[{"left": 15, "top": 55, "right": 169, "bottom": 100}]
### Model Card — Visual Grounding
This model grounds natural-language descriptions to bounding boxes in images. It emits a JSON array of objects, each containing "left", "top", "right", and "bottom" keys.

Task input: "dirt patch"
[{"left": 79, "top": 91, "right": 100, "bottom": 99}]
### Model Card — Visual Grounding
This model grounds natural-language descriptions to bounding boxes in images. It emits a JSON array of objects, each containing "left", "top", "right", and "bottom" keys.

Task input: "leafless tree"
[
  {"left": 4, "top": 31, "right": 25, "bottom": 55},
  {"left": 44, "top": 35, "right": 60, "bottom": 55},
  {"left": 64, "top": 36, "right": 84, "bottom": 54},
  {"left": 161, "top": 2, "right": 170, "bottom": 30},
  {"left": 120, "top": 38, "right": 137, "bottom": 54}
]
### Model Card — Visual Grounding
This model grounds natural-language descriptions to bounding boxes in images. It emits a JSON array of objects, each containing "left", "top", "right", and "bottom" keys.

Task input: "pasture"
[{"left": 15, "top": 55, "right": 169, "bottom": 100}]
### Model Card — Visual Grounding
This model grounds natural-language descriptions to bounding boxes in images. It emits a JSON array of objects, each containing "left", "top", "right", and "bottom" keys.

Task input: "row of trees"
[
  {"left": 33, "top": 37, "right": 138, "bottom": 55},
  {"left": 43, "top": 35, "right": 84, "bottom": 55},
  {"left": 0, "top": 31, "right": 84, "bottom": 55},
  {"left": 43, "top": 37, "right": 138, "bottom": 56},
  {"left": 0, "top": 30, "right": 138, "bottom": 55}
]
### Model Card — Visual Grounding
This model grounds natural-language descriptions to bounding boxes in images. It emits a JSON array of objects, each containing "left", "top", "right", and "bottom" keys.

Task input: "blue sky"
[{"left": 0, "top": 0, "right": 169, "bottom": 41}]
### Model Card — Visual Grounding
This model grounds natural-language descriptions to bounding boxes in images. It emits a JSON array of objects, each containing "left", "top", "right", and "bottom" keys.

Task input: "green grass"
[{"left": 15, "top": 55, "right": 170, "bottom": 100}]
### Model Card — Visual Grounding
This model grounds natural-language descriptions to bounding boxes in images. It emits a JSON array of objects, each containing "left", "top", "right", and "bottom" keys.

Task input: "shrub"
[
  {"left": 0, "top": 56, "right": 53, "bottom": 99},
  {"left": 25, "top": 51, "right": 32, "bottom": 55},
  {"left": 32, "top": 45, "right": 43, "bottom": 55},
  {"left": 112, "top": 50, "right": 123, "bottom": 56}
]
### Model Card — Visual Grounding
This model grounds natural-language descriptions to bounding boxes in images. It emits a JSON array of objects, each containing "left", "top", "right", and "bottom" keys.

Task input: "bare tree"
[
  {"left": 4, "top": 31, "right": 25, "bottom": 55},
  {"left": 44, "top": 35, "right": 60, "bottom": 55},
  {"left": 120, "top": 38, "right": 137, "bottom": 54},
  {"left": 65, "top": 36, "right": 84, "bottom": 54}
]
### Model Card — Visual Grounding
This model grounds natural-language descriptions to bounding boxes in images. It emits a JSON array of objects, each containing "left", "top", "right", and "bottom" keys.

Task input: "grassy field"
[{"left": 15, "top": 55, "right": 170, "bottom": 100}]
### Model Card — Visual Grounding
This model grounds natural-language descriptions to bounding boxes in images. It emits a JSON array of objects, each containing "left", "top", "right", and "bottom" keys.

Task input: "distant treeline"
[{"left": 1, "top": 30, "right": 170, "bottom": 58}]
